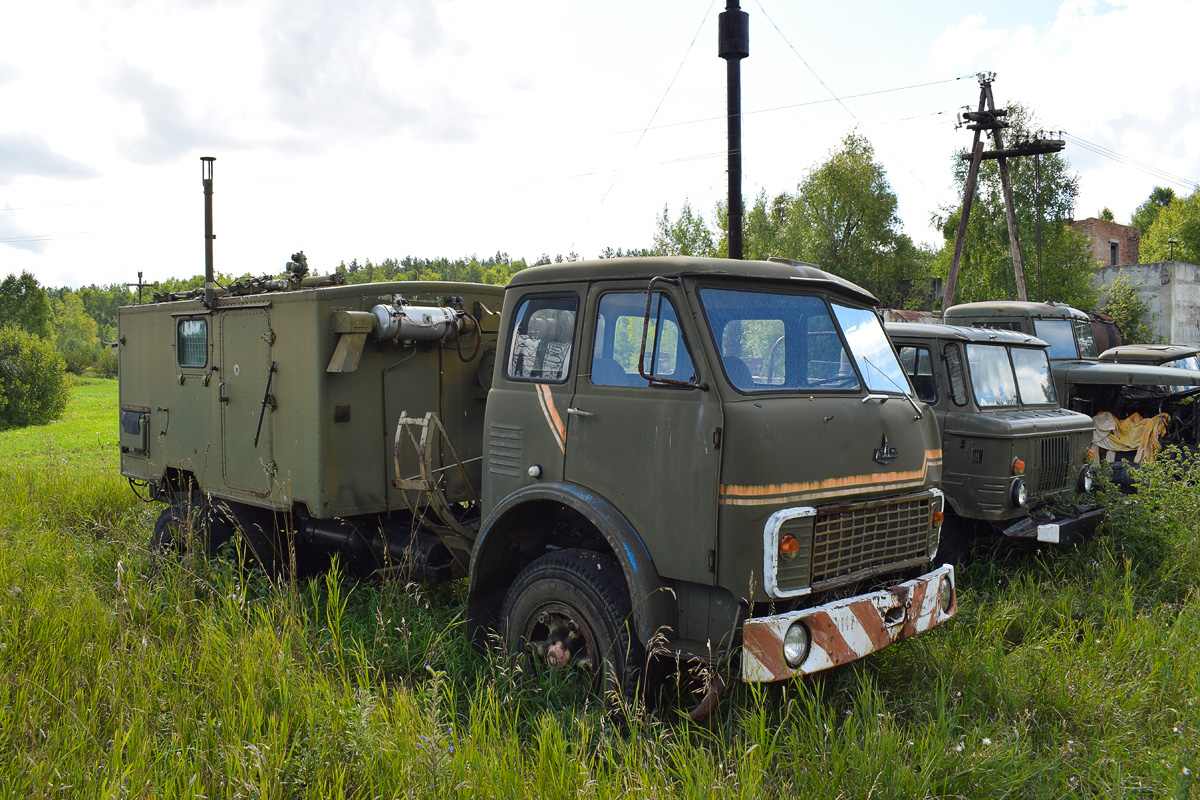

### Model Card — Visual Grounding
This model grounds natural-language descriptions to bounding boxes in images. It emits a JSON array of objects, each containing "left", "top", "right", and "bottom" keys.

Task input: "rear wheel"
[
  {"left": 501, "top": 548, "right": 643, "bottom": 701},
  {"left": 150, "top": 497, "right": 234, "bottom": 559}
]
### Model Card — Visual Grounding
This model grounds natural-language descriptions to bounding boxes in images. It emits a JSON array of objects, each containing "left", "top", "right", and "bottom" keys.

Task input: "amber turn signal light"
[
  {"left": 779, "top": 534, "right": 800, "bottom": 560},
  {"left": 933, "top": 510, "right": 944, "bottom": 524},
  {"left": 1012, "top": 458, "right": 1026, "bottom": 475}
]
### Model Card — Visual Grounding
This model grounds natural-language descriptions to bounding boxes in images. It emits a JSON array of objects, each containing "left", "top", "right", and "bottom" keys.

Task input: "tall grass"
[{"left": 1, "top": 378, "right": 1198, "bottom": 797}]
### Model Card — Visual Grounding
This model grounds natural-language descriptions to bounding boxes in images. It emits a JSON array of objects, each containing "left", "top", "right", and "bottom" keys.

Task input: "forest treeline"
[{"left": 5, "top": 102, "right": 1191, "bottom": 377}]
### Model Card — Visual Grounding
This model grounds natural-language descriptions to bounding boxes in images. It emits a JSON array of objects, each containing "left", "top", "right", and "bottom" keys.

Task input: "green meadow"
[{"left": 1, "top": 378, "right": 1197, "bottom": 798}]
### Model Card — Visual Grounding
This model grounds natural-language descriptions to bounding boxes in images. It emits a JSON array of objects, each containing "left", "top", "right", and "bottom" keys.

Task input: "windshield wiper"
[{"left": 861, "top": 357, "right": 924, "bottom": 420}]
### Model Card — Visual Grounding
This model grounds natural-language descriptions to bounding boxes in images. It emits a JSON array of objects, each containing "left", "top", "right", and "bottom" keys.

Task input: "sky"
[{"left": 1, "top": 0, "right": 1198, "bottom": 290}]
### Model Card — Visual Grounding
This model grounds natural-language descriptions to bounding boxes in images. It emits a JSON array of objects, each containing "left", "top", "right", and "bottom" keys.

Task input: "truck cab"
[
  {"left": 944, "top": 301, "right": 1200, "bottom": 464},
  {"left": 469, "top": 257, "right": 955, "bottom": 687},
  {"left": 886, "top": 322, "right": 1100, "bottom": 553}
]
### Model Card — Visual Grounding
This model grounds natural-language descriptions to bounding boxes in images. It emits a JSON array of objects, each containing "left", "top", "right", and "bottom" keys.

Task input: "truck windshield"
[
  {"left": 697, "top": 287, "right": 908, "bottom": 395},
  {"left": 830, "top": 303, "right": 912, "bottom": 395},
  {"left": 1009, "top": 347, "right": 1058, "bottom": 405},
  {"left": 965, "top": 344, "right": 1019, "bottom": 407},
  {"left": 1033, "top": 319, "right": 1080, "bottom": 359}
]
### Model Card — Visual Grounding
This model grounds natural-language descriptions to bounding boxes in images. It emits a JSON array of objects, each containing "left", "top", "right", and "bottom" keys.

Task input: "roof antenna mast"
[{"left": 202, "top": 156, "right": 216, "bottom": 308}]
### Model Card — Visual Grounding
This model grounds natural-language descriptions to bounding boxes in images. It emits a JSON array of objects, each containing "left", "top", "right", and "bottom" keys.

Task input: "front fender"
[{"left": 467, "top": 481, "right": 678, "bottom": 648}]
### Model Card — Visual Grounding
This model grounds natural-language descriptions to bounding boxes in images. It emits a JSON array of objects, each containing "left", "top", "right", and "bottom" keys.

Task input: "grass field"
[{"left": 1, "top": 378, "right": 1199, "bottom": 798}]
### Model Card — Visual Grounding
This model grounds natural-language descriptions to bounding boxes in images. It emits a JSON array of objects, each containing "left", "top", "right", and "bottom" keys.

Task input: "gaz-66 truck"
[
  {"left": 943, "top": 301, "right": 1200, "bottom": 469},
  {"left": 119, "top": 253, "right": 955, "bottom": 706},
  {"left": 886, "top": 322, "right": 1102, "bottom": 556}
]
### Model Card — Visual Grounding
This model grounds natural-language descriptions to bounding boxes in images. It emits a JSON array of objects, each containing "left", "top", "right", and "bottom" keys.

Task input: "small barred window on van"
[{"left": 177, "top": 318, "right": 208, "bottom": 368}]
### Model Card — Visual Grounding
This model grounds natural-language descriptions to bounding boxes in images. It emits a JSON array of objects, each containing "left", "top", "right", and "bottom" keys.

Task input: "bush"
[
  {"left": 94, "top": 347, "right": 118, "bottom": 379},
  {"left": 0, "top": 327, "right": 71, "bottom": 430},
  {"left": 59, "top": 343, "right": 94, "bottom": 375}
]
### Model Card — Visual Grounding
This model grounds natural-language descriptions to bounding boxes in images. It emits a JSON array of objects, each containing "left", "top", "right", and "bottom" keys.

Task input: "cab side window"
[
  {"left": 590, "top": 292, "right": 695, "bottom": 387},
  {"left": 943, "top": 343, "right": 970, "bottom": 406},
  {"left": 506, "top": 295, "right": 578, "bottom": 383},
  {"left": 897, "top": 344, "right": 937, "bottom": 404}
]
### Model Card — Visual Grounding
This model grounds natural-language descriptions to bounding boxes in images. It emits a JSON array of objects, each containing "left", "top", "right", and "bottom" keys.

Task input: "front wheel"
[{"left": 501, "top": 548, "right": 643, "bottom": 701}]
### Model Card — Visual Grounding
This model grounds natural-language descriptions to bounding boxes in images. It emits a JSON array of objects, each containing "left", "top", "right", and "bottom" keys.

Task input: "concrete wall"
[{"left": 1094, "top": 261, "right": 1200, "bottom": 347}]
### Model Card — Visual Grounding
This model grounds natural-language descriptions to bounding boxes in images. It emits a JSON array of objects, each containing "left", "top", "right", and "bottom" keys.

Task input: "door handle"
[{"left": 567, "top": 407, "right": 593, "bottom": 418}]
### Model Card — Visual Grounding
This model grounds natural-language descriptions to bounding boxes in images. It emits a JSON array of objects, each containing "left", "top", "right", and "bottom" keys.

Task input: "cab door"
[
  {"left": 563, "top": 283, "right": 722, "bottom": 585},
  {"left": 481, "top": 287, "right": 585, "bottom": 516}
]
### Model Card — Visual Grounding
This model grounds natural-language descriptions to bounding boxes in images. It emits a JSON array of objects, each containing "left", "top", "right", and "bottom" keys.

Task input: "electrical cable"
[{"left": 1060, "top": 132, "right": 1198, "bottom": 192}]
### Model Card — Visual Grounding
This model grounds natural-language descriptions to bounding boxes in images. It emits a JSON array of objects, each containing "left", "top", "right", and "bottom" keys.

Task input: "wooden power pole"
[{"left": 942, "top": 74, "right": 1063, "bottom": 312}]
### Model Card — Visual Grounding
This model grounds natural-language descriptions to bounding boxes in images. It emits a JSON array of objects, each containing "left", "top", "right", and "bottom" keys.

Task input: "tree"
[
  {"left": 52, "top": 294, "right": 100, "bottom": 374},
  {"left": 1141, "top": 188, "right": 1200, "bottom": 263},
  {"left": 0, "top": 272, "right": 53, "bottom": 339},
  {"left": 1100, "top": 271, "right": 1158, "bottom": 344},
  {"left": 652, "top": 201, "right": 717, "bottom": 257},
  {"left": 932, "top": 103, "right": 1098, "bottom": 310},
  {"left": 1131, "top": 186, "right": 1175, "bottom": 236},
  {"left": 0, "top": 326, "right": 70, "bottom": 430},
  {"left": 734, "top": 133, "right": 933, "bottom": 307},
  {"left": 1100, "top": 207, "right": 1115, "bottom": 222}
]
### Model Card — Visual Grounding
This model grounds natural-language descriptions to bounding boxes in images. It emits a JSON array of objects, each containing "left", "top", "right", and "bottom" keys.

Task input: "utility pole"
[
  {"left": 125, "top": 271, "right": 146, "bottom": 304},
  {"left": 943, "top": 75, "right": 1064, "bottom": 311},
  {"left": 719, "top": 0, "right": 748, "bottom": 260}
]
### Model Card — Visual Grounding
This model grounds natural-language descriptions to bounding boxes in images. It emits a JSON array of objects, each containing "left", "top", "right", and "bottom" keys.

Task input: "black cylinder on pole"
[
  {"left": 201, "top": 156, "right": 216, "bottom": 308},
  {"left": 719, "top": 2, "right": 748, "bottom": 260}
]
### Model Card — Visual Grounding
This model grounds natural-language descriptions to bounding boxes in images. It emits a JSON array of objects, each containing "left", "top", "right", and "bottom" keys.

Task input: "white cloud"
[{"left": 0, "top": 134, "right": 99, "bottom": 184}]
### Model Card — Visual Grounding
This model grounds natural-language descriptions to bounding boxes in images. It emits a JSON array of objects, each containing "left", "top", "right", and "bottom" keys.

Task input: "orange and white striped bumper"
[{"left": 740, "top": 564, "right": 955, "bottom": 682}]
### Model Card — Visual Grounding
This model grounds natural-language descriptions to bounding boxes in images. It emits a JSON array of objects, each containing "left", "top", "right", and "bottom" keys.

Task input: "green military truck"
[
  {"left": 943, "top": 302, "right": 1200, "bottom": 465},
  {"left": 886, "top": 322, "right": 1101, "bottom": 554},
  {"left": 119, "top": 254, "right": 957, "bottom": 706}
]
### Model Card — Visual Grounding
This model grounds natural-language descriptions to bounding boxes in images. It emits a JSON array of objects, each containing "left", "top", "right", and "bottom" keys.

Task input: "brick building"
[{"left": 1070, "top": 217, "right": 1140, "bottom": 266}]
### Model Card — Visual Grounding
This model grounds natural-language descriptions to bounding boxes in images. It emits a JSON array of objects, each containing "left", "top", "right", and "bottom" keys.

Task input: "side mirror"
[{"left": 637, "top": 276, "right": 708, "bottom": 391}]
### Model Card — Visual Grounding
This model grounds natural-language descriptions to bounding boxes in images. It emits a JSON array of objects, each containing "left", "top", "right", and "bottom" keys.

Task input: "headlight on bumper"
[{"left": 782, "top": 621, "right": 811, "bottom": 668}]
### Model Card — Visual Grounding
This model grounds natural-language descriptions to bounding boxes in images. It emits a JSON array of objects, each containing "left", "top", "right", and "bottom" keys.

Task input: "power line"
[
  {"left": 1060, "top": 132, "right": 1198, "bottom": 192},
  {"left": 615, "top": 77, "right": 972, "bottom": 135},
  {"left": 630, "top": 0, "right": 719, "bottom": 151},
  {"left": 752, "top": 0, "right": 858, "bottom": 123}
]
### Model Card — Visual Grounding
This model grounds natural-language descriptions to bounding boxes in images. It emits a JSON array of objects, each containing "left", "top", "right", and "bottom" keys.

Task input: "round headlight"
[
  {"left": 1078, "top": 466, "right": 1094, "bottom": 493},
  {"left": 938, "top": 577, "right": 954, "bottom": 613},
  {"left": 1011, "top": 479, "right": 1027, "bottom": 508},
  {"left": 782, "top": 621, "right": 811, "bottom": 669}
]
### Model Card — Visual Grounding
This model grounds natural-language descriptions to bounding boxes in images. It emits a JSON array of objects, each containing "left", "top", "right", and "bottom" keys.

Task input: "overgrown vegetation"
[
  {"left": 1101, "top": 271, "right": 1160, "bottom": 344},
  {"left": 0, "top": 326, "right": 71, "bottom": 430},
  {"left": 2, "top": 380, "right": 1199, "bottom": 796}
]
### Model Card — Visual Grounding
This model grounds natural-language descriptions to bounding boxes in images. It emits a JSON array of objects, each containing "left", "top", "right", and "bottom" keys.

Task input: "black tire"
[
  {"left": 150, "top": 498, "right": 234, "bottom": 559},
  {"left": 501, "top": 548, "right": 644, "bottom": 702},
  {"left": 935, "top": 508, "right": 974, "bottom": 565},
  {"left": 209, "top": 502, "right": 326, "bottom": 579}
]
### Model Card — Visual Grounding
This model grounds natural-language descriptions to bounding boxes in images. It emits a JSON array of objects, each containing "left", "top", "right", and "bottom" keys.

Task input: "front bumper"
[
  {"left": 740, "top": 564, "right": 955, "bottom": 682},
  {"left": 1000, "top": 504, "right": 1104, "bottom": 544}
]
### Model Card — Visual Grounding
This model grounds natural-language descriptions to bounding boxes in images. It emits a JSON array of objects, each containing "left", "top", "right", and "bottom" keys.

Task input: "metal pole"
[
  {"left": 1035, "top": 153, "right": 1043, "bottom": 302},
  {"left": 719, "top": 1, "right": 748, "bottom": 260},
  {"left": 201, "top": 156, "right": 216, "bottom": 308}
]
